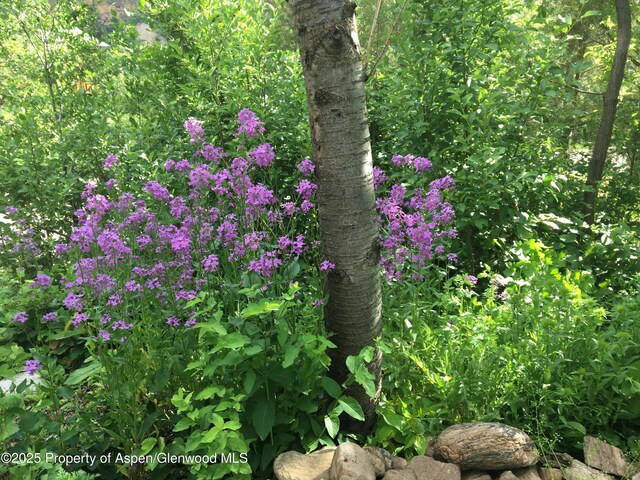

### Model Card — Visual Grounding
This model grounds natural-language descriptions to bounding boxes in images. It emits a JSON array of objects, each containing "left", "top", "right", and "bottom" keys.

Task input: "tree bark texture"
[
  {"left": 288, "top": 0, "right": 382, "bottom": 434},
  {"left": 584, "top": 0, "right": 631, "bottom": 225}
]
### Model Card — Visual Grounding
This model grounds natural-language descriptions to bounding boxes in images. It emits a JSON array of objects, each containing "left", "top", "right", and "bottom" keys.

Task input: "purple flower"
[
  {"left": 248, "top": 251, "right": 282, "bottom": 277},
  {"left": 312, "top": 299, "right": 324, "bottom": 307},
  {"left": 320, "top": 260, "right": 335, "bottom": 272},
  {"left": 297, "top": 158, "right": 315, "bottom": 176},
  {"left": 430, "top": 176, "right": 455, "bottom": 191},
  {"left": 235, "top": 108, "right": 265, "bottom": 138},
  {"left": 184, "top": 117, "right": 206, "bottom": 143},
  {"left": 72, "top": 313, "right": 90, "bottom": 328},
  {"left": 13, "top": 311, "right": 28, "bottom": 323},
  {"left": 167, "top": 316, "right": 180, "bottom": 327},
  {"left": 42, "top": 312, "right": 58, "bottom": 323},
  {"left": 300, "top": 200, "right": 315, "bottom": 213},
  {"left": 105, "top": 179, "right": 118, "bottom": 190},
  {"left": 196, "top": 144, "right": 226, "bottom": 163},
  {"left": 248, "top": 144, "right": 275, "bottom": 167},
  {"left": 413, "top": 157, "right": 432, "bottom": 172},
  {"left": 30, "top": 273, "right": 51, "bottom": 289},
  {"left": 98, "top": 330, "right": 111, "bottom": 341},
  {"left": 144, "top": 181, "right": 171, "bottom": 202},
  {"left": 189, "top": 163, "right": 214, "bottom": 192},
  {"left": 466, "top": 275, "right": 478, "bottom": 285},
  {"left": 296, "top": 180, "right": 317, "bottom": 200},
  {"left": 6, "top": 205, "right": 18, "bottom": 216},
  {"left": 165, "top": 159, "right": 175, "bottom": 172},
  {"left": 281, "top": 201, "right": 298, "bottom": 216},
  {"left": 63, "top": 292, "right": 84, "bottom": 311},
  {"left": 104, "top": 153, "right": 118, "bottom": 169},
  {"left": 24, "top": 359, "right": 42, "bottom": 375},
  {"left": 202, "top": 254, "right": 219, "bottom": 273},
  {"left": 447, "top": 253, "right": 458, "bottom": 263},
  {"left": 373, "top": 166, "right": 387, "bottom": 189}
]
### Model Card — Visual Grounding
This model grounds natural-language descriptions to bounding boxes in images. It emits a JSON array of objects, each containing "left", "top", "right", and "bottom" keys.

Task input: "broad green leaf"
[
  {"left": 64, "top": 360, "right": 103, "bottom": 386},
  {"left": 241, "top": 299, "right": 282, "bottom": 318},
  {"left": 138, "top": 437, "right": 157, "bottom": 456},
  {"left": 252, "top": 401, "right": 275, "bottom": 440},
  {"left": 321, "top": 376, "right": 342, "bottom": 398},
  {"left": 282, "top": 345, "right": 300, "bottom": 368},
  {"left": 324, "top": 415, "right": 340, "bottom": 438},
  {"left": 338, "top": 396, "right": 364, "bottom": 421}
]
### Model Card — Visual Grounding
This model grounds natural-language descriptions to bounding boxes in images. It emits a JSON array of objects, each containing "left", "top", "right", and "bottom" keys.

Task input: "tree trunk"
[
  {"left": 288, "top": 0, "right": 382, "bottom": 434},
  {"left": 583, "top": 0, "right": 631, "bottom": 225}
]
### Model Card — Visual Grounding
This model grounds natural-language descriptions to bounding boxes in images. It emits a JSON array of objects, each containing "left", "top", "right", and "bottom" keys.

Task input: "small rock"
[
  {"left": 500, "top": 472, "right": 519, "bottom": 480},
  {"left": 364, "top": 447, "right": 393, "bottom": 476},
  {"left": 391, "top": 457, "right": 408, "bottom": 470},
  {"left": 514, "top": 466, "right": 542, "bottom": 480},
  {"left": 274, "top": 447, "right": 336, "bottom": 480},
  {"left": 583, "top": 436, "right": 629, "bottom": 476},
  {"left": 540, "top": 453, "right": 573, "bottom": 469},
  {"left": 329, "top": 443, "right": 376, "bottom": 480},
  {"left": 434, "top": 423, "right": 538, "bottom": 470},
  {"left": 424, "top": 436, "right": 436, "bottom": 457},
  {"left": 462, "top": 471, "right": 492, "bottom": 480},
  {"left": 382, "top": 470, "right": 418, "bottom": 480},
  {"left": 407, "top": 455, "right": 462, "bottom": 480},
  {"left": 538, "top": 467, "right": 563, "bottom": 480},
  {"left": 564, "top": 459, "right": 615, "bottom": 480}
]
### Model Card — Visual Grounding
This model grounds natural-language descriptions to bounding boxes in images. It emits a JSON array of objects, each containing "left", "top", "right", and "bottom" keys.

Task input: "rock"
[
  {"left": 0, "top": 371, "right": 43, "bottom": 394},
  {"left": 564, "top": 459, "right": 615, "bottom": 480},
  {"left": 540, "top": 453, "right": 573, "bottom": 469},
  {"left": 364, "top": 447, "right": 393, "bottom": 476},
  {"left": 329, "top": 443, "right": 376, "bottom": 480},
  {"left": 514, "top": 466, "right": 542, "bottom": 480},
  {"left": 538, "top": 467, "right": 563, "bottom": 480},
  {"left": 434, "top": 423, "right": 538, "bottom": 470},
  {"left": 407, "top": 455, "right": 462, "bottom": 480},
  {"left": 583, "top": 436, "right": 629, "bottom": 476},
  {"left": 424, "top": 436, "right": 436, "bottom": 457},
  {"left": 462, "top": 471, "right": 492, "bottom": 480},
  {"left": 382, "top": 470, "right": 418, "bottom": 480},
  {"left": 273, "top": 447, "right": 336, "bottom": 480},
  {"left": 500, "top": 472, "right": 520, "bottom": 480},
  {"left": 391, "top": 457, "right": 408, "bottom": 470}
]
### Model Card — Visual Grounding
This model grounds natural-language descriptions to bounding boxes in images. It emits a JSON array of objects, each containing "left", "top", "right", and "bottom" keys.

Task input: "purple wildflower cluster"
[
  {"left": 34, "top": 110, "right": 324, "bottom": 340},
  {"left": 24, "top": 359, "right": 42, "bottom": 375},
  {"left": 0, "top": 206, "right": 42, "bottom": 260},
  {"left": 374, "top": 155, "right": 457, "bottom": 282}
]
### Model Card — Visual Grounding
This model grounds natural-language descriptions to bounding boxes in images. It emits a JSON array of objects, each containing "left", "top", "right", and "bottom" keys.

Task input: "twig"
[
  {"left": 364, "top": 0, "right": 408, "bottom": 82},
  {"left": 362, "top": 0, "right": 383, "bottom": 73}
]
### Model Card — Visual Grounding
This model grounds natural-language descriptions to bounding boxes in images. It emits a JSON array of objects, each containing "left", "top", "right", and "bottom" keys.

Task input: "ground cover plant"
[{"left": 1, "top": 0, "right": 639, "bottom": 479}]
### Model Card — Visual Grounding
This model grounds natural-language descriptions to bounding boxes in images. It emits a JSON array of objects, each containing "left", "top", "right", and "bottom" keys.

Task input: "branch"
[
  {"left": 362, "top": 0, "right": 383, "bottom": 73},
  {"left": 364, "top": 0, "right": 408, "bottom": 82}
]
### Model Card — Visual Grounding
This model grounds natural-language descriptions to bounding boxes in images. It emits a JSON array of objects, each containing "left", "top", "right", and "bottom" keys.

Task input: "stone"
[
  {"left": 434, "top": 423, "right": 538, "bottom": 470},
  {"left": 540, "top": 453, "right": 573, "bottom": 469},
  {"left": 462, "top": 471, "right": 492, "bottom": 480},
  {"left": 514, "top": 466, "right": 542, "bottom": 480},
  {"left": 564, "top": 459, "right": 615, "bottom": 480},
  {"left": 538, "top": 467, "right": 563, "bottom": 480},
  {"left": 583, "top": 436, "right": 629, "bottom": 476},
  {"left": 364, "top": 447, "right": 394, "bottom": 476},
  {"left": 274, "top": 447, "right": 336, "bottom": 480},
  {"left": 382, "top": 470, "right": 418, "bottom": 480},
  {"left": 391, "top": 457, "right": 408, "bottom": 470},
  {"left": 500, "top": 472, "right": 520, "bottom": 480},
  {"left": 329, "top": 443, "right": 376, "bottom": 480},
  {"left": 407, "top": 455, "right": 462, "bottom": 480},
  {"left": 424, "top": 436, "right": 436, "bottom": 457}
]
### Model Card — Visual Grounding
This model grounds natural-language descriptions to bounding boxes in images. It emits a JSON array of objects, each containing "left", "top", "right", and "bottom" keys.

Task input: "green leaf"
[
  {"left": 244, "top": 370, "right": 257, "bottom": 394},
  {"left": 64, "top": 360, "right": 103, "bottom": 386},
  {"left": 252, "top": 401, "right": 275, "bottom": 440},
  {"left": 241, "top": 299, "right": 282, "bottom": 318},
  {"left": 321, "top": 376, "right": 342, "bottom": 399},
  {"left": 380, "top": 410, "right": 404, "bottom": 430},
  {"left": 173, "top": 417, "right": 195, "bottom": 432},
  {"left": 324, "top": 415, "right": 340, "bottom": 438},
  {"left": 138, "top": 437, "right": 157, "bottom": 456},
  {"left": 282, "top": 345, "right": 300, "bottom": 368},
  {"left": 338, "top": 396, "right": 364, "bottom": 421}
]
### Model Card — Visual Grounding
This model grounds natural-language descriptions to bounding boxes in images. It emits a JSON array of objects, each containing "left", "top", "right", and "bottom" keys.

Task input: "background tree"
[
  {"left": 288, "top": 0, "right": 382, "bottom": 434},
  {"left": 583, "top": 0, "right": 631, "bottom": 225}
]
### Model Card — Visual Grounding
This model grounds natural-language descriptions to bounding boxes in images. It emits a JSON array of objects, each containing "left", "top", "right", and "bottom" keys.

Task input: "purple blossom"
[
  {"left": 112, "top": 320, "right": 134, "bottom": 331},
  {"left": 235, "top": 108, "right": 265, "bottom": 138},
  {"left": 98, "top": 330, "right": 111, "bottom": 341},
  {"left": 248, "top": 251, "right": 282, "bottom": 277},
  {"left": 107, "top": 293, "right": 122, "bottom": 307},
  {"left": 320, "top": 260, "right": 335, "bottom": 272},
  {"left": 300, "top": 200, "right": 315, "bottom": 213},
  {"left": 297, "top": 158, "right": 315, "bottom": 176},
  {"left": 189, "top": 163, "right": 214, "bottom": 192},
  {"left": 105, "top": 179, "right": 118, "bottom": 190},
  {"left": 466, "top": 275, "right": 478, "bottom": 285},
  {"left": 6, "top": 205, "right": 18, "bottom": 216},
  {"left": 42, "top": 312, "right": 58, "bottom": 323},
  {"left": 312, "top": 299, "right": 324, "bottom": 307},
  {"left": 282, "top": 201, "right": 298, "bottom": 216},
  {"left": 30, "top": 273, "right": 51, "bottom": 289},
  {"left": 184, "top": 117, "right": 206, "bottom": 143},
  {"left": 165, "top": 159, "right": 175, "bottom": 172},
  {"left": 373, "top": 166, "right": 387, "bottom": 189},
  {"left": 24, "top": 359, "right": 42, "bottom": 375},
  {"left": 296, "top": 180, "right": 317, "bottom": 200},
  {"left": 196, "top": 144, "right": 226, "bottom": 163},
  {"left": 72, "top": 313, "right": 90, "bottom": 328},
  {"left": 202, "top": 254, "right": 219, "bottom": 273},
  {"left": 167, "top": 316, "right": 180, "bottom": 327},
  {"left": 104, "top": 153, "right": 118, "bottom": 169},
  {"left": 447, "top": 253, "right": 458, "bottom": 263},
  {"left": 248, "top": 144, "right": 275, "bottom": 168},
  {"left": 13, "top": 311, "right": 28, "bottom": 323},
  {"left": 63, "top": 292, "right": 84, "bottom": 311},
  {"left": 144, "top": 181, "right": 171, "bottom": 202},
  {"left": 430, "top": 176, "right": 455, "bottom": 191},
  {"left": 413, "top": 157, "right": 432, "bottom": 172},
  {"left": 174, "top": 159, "right": 192, "bottom": 172}
]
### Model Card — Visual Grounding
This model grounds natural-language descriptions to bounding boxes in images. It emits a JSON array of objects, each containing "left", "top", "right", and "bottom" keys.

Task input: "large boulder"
[
  {"left": 274, "top": 447, "right": 336, "bottom": 480},
  {"left": 583, "top": 436, "right": 629, "bottom": 476},
  {"left": 434, "top": 423, "right": 538, "bottom": 470},
  {"left": 407, "top": 455, "right": 462, "bottom": 480},
  {"left": 329, "top": 442, "right": 376, "bottom": 480}
]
